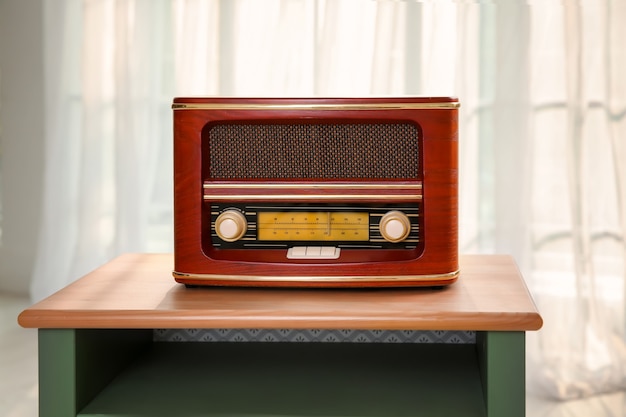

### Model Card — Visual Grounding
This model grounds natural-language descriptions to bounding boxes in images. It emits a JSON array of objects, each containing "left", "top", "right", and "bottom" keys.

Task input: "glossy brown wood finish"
[
  {"left": 18, "top": 253, "right": 543, "bottom": 331},
  {"left": 173, "top": 97, "right": 459, "bottom": 287}
]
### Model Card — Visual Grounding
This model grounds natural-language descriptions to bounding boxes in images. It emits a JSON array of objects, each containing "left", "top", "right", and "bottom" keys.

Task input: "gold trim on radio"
[
  {"left": 173, "top": 270, "right": 460, "bottom": 283},
  {"left": 203, "top": 183, "right": 422, "bottom": 190},
  {"left": 172, "top": 102, "right": 460, "bottom": 111},
  {"left": 203, "top": 194, "right": 422, "bottom": 201},
  {"left": 203, "top": 183, "right": 422, "bottom": 201}
]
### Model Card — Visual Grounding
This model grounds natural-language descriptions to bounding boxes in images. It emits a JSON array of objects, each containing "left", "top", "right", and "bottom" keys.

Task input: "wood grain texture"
[
  {"left": 173, "top": 97, "right": 459, "bottom": 286},
  {"left": 18, "top": 253, "right": 543, "bottom": 331}
]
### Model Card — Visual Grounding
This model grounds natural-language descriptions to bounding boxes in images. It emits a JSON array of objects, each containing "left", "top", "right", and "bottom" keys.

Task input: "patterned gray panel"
[{"left": 153, "top": 329, "right": 476, "bottom": 344}]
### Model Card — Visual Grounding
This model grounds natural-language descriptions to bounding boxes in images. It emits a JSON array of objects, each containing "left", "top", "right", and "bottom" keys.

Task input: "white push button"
[
  {"left": 320, "top": 247, "right": 338, "bottom": 257},
  {"left": 290, "top": 246, "right": 307, "bottom": 257},
  {"left": 287, "top": 246, "right": 341, "bottom": 259},
  {"left": 305, "top": 247, "right": 322, "bottom": 256}
]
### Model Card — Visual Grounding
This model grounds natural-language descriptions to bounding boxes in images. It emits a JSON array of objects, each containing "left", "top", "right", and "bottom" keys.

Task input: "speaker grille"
[{"left": 207, "top": 122, "right": 420, "bottom": 180}]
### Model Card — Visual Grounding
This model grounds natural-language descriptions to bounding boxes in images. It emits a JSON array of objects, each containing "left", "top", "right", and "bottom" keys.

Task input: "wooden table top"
[{"left": 18, "top": 253, "right": 542, "bottom": 331}]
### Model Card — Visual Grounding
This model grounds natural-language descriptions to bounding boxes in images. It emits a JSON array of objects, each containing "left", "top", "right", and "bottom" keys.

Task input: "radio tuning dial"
[
  {"left": 215, "top": 210, "right": 247, "bottom": 242},
  {"left": 379, "top": 211, "right": 411, "bottom": 243}
]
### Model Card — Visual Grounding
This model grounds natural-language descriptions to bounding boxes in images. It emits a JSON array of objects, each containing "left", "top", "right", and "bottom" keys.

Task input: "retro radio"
[{"left": 172, "top": 97, "right": 459, "bottom": 287}]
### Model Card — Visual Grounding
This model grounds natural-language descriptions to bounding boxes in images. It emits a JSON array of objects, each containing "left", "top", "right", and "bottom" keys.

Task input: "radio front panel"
[
  {"left": 206, "top": 203, "right": 422, "bottom": 253},
  {"left": 173, "top": 97, "right": 459, "bottom": 287}
]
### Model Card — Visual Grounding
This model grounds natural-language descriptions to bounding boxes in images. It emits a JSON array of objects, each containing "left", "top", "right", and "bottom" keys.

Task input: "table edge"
[{"left": 18, "top": 309, "right": 543, "bottom": 331}]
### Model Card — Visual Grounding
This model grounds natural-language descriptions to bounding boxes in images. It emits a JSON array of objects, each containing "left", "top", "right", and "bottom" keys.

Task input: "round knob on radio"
[
  {"left": 379, "top": 211, "right": 411, "bottom": 243},
  {"left": 215, "top": 210, "right": 247, "bottom": 242}
]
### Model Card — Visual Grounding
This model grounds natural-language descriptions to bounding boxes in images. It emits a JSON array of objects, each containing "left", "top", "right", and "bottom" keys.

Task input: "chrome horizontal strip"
[
  {"left": 204, "top": 194, "right": 422, "bottom": 201},
  {"left": 173, "top": 102, "right": 459, "bottom": 111},
  {"left": 173, "top": 270, "right": 460, "bottom": 283},
  {"left": 203, "top": 183, "right": 422, "bottom": 190}
]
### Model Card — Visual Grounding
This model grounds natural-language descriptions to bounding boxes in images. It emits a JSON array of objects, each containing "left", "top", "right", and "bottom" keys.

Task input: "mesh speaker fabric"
[{"left": 208, "top": 122, "right": 420, "bottom": 180}]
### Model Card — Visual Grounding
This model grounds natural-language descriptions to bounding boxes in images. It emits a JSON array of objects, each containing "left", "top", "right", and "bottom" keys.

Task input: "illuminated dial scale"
[
  {"left": 258, "top": 212, "right": 369, "bottom": 241},
  {"left": 214, "top": 209, "right": 413, "bottom": 247}
]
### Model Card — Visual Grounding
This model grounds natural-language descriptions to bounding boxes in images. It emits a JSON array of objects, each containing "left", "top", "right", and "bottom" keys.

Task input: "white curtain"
[
  {"left": 33, "top": 0, "right": 626, "bottom": 400},
  {"left": 524, "top": 2, "right": 626, "bottom": 399},
  {"left": 34, "top": 0, "right": 174, "bottom": 300}
]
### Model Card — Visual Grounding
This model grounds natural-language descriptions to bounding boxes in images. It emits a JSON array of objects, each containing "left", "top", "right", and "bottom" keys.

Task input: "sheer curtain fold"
[
  {"left": 33, "top": 0, "right": 174, "bottom": 300},
  {"left": 34, "top": 0, "right": 626, "bottom": 400},
  {"left": 526, "top": 1, "right": 626, "bottom": 399},
  {"left": 32, "top": 0, "right": 83, "bottom": 300}
]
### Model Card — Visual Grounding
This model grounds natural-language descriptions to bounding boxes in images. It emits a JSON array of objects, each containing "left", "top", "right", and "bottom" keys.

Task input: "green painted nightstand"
[{"left": 19, "top": 253, "right": 542, "bottom": 417}]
